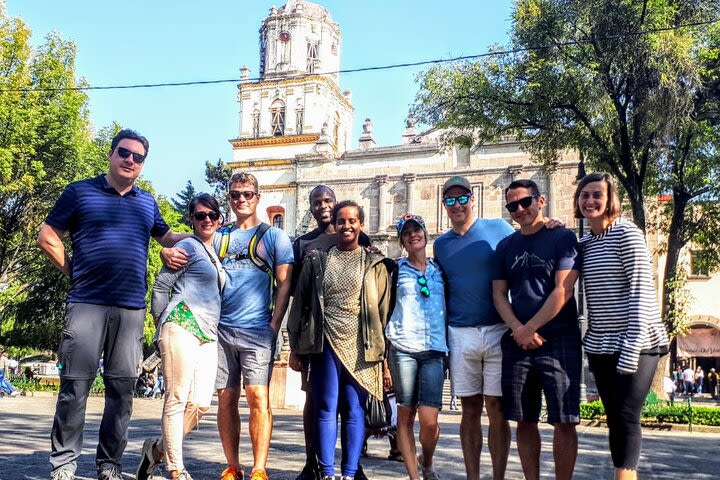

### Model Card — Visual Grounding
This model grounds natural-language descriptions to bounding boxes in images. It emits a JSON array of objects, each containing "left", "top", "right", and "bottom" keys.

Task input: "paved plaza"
[{"left": 1, "top": 395, "right": 719, "bottom": 479}]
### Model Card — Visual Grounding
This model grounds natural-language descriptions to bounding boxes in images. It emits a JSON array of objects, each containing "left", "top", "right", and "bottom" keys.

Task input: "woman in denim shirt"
[
  {"left": 386, "top": 214, "right": 447, "bottom": 480},
  {"left": 137, "top": 194, "right": 225, "bottom": 480}
]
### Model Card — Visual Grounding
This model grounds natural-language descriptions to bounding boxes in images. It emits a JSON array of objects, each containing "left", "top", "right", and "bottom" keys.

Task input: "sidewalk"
[{"left": 1, "top": 395, "right": 719, "bottom": 479}]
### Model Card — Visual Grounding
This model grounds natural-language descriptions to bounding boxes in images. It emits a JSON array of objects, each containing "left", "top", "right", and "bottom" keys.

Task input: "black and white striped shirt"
[{"left": 580, "top": 219, "right": 669, "bottom": 373}]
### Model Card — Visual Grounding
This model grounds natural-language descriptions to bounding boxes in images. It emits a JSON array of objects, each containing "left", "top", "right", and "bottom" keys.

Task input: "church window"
[
  {"left": 690, "top": 250, "right": 711, "bottom": 278},
  {"left": 252, "top": 109, "right": 260, "bottom": 138},
  {"left": 273, "top": 214, "right": 284, "bottom": 230},
  {"left": 331, "top": 43, "right": 337, "bottom": 55},
  {"left": 296, "top": 107, "right": 304, "bottom": 134},
  {"left": 307, "top": 41, "right": 319, "bottom": 73},
  {"left": 270, "top": 99, "right": 286, "bottom": 136}
]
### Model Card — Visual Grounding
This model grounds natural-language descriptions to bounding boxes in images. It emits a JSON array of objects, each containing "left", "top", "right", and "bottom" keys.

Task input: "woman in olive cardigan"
[{"left": 288, "top": 200, "right": 392, "bottom": 480}]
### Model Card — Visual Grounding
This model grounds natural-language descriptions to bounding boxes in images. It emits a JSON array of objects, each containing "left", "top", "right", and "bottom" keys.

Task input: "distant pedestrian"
[
  {"left": 663, "top": 376, "right": 676, "bottom": 403},
  {"left": 575, "top": 173, "right": 669, "bottom": 479},
  {"left": 707, "top": 368, "right": 718, "bottom": 399},
  {"left": 683, "top": 366, "right": 695, "bottom": 395},
  {"left": 0, "top": 348, "right": 21, "bottom": 398},
  {"left": 695, "top": 367, "right": 705, "bottom": 394}
]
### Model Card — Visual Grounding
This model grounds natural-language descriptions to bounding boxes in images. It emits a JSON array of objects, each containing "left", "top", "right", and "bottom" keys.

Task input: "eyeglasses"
[
  {"left": 442, "top": 194, "right": 471, "bottom": 207},
  {"left": 192, "top": 211, "right": 220, "bottom": 221},
  {"left": 115, "top": 146, "right": 146, "bottom": 164},
  {"left": 505, "top": 195, "right": 537, "bottom": 213},
  {"left": 417, "top": 275, "right": 430, "bottom": 297},
  {"left": 229, "top": 190, "right": 258, "bottom": 201}
]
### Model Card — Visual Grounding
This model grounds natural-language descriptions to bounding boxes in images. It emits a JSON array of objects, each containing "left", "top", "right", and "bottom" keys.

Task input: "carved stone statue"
[{"left": 362, "top": 118, "right": 373, "bottom": 134}]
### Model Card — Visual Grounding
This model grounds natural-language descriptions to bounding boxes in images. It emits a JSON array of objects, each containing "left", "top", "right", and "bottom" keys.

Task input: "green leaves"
[{"left": 413, "top": 0, "right": 720, "bottom": 335}]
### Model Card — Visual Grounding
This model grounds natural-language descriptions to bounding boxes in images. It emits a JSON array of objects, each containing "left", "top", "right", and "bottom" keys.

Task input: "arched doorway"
[{"left": 677, "top": 315, "right": 720, "bottom": 373}]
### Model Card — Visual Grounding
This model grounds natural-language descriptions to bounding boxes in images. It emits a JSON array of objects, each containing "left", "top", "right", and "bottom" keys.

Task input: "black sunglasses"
[
  {"left": 192, "top": 211, "right": 220, "bottom": 221},
  {"left": 115, "top": 146, "right": 146, "bottom": 164},
  {"left": 229, "top": 190, "right": 258, "bottom": 201},
  {"left": 417, "top": 275, "right": 430, "bottom": 298},
  {"left": 443, "top": 194, "right": 471, "bottom": 207},
  {"left": 505, "top": 195, "right": 537, "bottom": 213}
]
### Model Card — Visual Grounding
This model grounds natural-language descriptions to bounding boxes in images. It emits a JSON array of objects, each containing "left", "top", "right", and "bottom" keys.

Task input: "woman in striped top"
[{"left": 574, "top": 172, "right": 669, "bottom": 480}]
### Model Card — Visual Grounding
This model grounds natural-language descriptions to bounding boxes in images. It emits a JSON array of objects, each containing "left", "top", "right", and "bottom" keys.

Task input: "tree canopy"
[
  {"left": 171, "top": 179, "right": 197, "bottom": 226},
  {"left": 0, "top": 5, "right": 190, "bottom": 350},
  {"left": 413, "top": 0, "right": 720, "bottom": 338}
]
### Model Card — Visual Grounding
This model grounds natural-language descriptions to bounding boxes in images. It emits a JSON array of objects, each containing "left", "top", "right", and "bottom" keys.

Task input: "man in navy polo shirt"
[{"left": 37, "top": 129, "right": 188, "bottom": 480}]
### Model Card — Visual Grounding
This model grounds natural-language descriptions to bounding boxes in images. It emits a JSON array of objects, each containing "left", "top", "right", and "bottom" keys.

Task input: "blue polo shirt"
[
  {"left": 433, "top": 218, "right": 515, "bottom": 328},
  {"left": 45, "top": 175, "right": 170, "bottom": 309}
]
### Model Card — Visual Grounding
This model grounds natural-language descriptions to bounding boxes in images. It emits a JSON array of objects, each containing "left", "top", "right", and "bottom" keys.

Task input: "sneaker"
[
  {"left": 51, "top": 469, "right": 75, "bottom": 480},
  {"left": 354, "top": 465, "right": 368, "bottom": 480},
  {"left": 136, "top": 438, "right": 162, "bottom": 480},
  {"left": 249, "top": 470, "right": 269, "bottom": 480},
  {"left": 176, "top": 471, "right": 194, "bottom": 480},
  {"left": 98, "top": 466, "right": 122, "bottom": 480},
  {"left": 295, "top": 462, "right": 319, "bottom": 480},
  {"left": 417, "top": 455, "right": 439, "bottom": 480},
  {"left": 321, "top": 476, "right": 335, "bottom": 480},
  {"left": 221, "top": 466, "right": 245, "bottom": 480},
  {"left": 387, "top": 450, "right": 403, "bottom": 462}
]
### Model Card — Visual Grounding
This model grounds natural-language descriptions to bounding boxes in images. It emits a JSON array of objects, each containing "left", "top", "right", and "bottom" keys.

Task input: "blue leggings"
[{"left": 310, "top": 345, "right": 367, "bottom": 477}]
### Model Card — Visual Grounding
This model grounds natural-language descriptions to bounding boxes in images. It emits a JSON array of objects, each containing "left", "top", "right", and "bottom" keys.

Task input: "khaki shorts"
[{"left": 447, "top": 323, "right": 508, "bottom": 397}]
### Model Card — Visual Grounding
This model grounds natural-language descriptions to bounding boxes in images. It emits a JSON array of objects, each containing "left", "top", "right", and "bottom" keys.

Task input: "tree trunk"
[{"left": 649, "top": 195, "right": 689, "bottom": 399}]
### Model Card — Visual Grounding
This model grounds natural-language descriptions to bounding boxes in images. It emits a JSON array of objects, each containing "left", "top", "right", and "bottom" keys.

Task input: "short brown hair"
[
  {"left": 228, "top": 172, "right": 259, "bottom": 192},
  {"left": 573, "top": 172, "right": 621, "bottom": 221}
]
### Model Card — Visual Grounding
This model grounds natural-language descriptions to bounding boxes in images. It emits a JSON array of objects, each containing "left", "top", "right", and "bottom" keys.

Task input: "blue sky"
[{"left": 8, "top": 1, "right": 514, "bottom": 199}]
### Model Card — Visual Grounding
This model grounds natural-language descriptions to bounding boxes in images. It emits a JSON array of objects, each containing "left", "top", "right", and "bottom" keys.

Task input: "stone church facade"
[{"left": 228, "top": 0, "right": 581, "bottom": 258}]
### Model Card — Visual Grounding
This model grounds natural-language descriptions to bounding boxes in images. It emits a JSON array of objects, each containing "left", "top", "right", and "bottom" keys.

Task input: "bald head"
[{"left": 308, "top": 185, "right": 335, "bottom": 203}]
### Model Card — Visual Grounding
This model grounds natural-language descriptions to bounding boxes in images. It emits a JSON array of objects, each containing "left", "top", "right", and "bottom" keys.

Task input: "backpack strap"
[
  {"left": 249, "top": 223, "right": 276, "bottom": 310},
  {"left": 217, "top": 224, "right": 236, "bottom": 262},
  {"left": 248, "top": 222, "right": 272, "bottom": 275}
]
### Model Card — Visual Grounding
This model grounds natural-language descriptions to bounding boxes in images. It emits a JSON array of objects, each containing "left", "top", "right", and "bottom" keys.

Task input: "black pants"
[
  {"left": 50, "top": 303, "right": 144, "bottom": 474},
  {"left": 588, "top": 352, "right": 659, "bottom": 470}
]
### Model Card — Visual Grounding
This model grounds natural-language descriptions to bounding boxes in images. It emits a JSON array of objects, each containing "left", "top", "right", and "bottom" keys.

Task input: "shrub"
[
  {"left": 580, "top": 400, "right": 720, "bottom": 426},
  {"left": 580, "top": 401, "right": 605, "bottom": 419}
]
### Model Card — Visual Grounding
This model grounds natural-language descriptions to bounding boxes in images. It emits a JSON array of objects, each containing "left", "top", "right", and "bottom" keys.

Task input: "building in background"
[{"left": 227, "top": 0, "right": 581, "bottom": 259}]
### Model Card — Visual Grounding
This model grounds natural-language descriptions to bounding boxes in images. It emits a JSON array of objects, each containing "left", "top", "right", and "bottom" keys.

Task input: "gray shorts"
[
  {"left": 58, "top": 302, "right": 145, "bottom": 379},
  {"left": 216, "top": 324, "right": 277, "bottom": 389}
]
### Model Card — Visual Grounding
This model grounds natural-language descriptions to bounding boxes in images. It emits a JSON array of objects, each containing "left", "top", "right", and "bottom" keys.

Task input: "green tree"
[
  {"left": 0, "top": 5, "right": 110, "bottom": 348},
  {"left": 171, "top": 180, "right": 196, "bottom": 225},
  {"left": 205, "top": 158, "right": 231, "bottom": 217},
  {"left": 413, "top": 0, "right": 720, "bottom": 341}
]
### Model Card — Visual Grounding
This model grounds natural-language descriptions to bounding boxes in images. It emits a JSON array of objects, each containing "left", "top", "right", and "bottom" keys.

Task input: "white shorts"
[{"left": 447, "top": 323, "right": 508, "bottom": 398}]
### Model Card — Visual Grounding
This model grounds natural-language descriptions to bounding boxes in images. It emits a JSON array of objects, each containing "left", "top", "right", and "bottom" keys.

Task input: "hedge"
[{"left": 580, "top": 400, "right": 720, "bottom": 426}]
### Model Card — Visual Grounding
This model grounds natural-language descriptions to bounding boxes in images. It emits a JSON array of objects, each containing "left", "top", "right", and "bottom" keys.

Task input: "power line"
[{"left": 1, "top": 19, "right": 717, "bottom": 93}]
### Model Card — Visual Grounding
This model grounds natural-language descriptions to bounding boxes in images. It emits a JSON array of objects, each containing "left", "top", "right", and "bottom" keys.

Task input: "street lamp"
[{"left": 575, "top": 153, "right": 588, "bottom": 403}]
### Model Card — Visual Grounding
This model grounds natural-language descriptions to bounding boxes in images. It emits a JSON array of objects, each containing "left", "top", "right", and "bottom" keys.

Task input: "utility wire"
[{"left": 1, "top": 19, "right": 717, "bottom": 93}]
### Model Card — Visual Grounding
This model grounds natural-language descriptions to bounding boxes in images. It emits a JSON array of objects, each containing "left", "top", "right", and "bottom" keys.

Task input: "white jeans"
[{"left": 158, "top": 322, "right": 218, "bottom": 471}]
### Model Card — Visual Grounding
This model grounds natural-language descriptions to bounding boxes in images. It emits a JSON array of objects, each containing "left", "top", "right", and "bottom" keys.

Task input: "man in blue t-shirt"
[
  {"left": 37, "top": 129, "right": 188, "bottom": 480},
  {"left": 433, "top": 175, "right": 514, "bottom": 480},
  {"left": 492, "top": 179, "right": 581, "bottom": 480},
  {"left": 214, "top": 172, "right": 294, "bottom": 480}
]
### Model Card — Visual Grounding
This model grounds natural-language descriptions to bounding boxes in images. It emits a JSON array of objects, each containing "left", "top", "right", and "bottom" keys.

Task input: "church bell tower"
[{"left": 230, "top": 1, "right": 354, "bottom": 162}]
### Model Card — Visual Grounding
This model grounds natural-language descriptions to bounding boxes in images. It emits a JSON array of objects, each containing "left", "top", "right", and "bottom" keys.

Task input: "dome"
[{"left": 277, "top": 0, "right": 333, "bottom": 22}]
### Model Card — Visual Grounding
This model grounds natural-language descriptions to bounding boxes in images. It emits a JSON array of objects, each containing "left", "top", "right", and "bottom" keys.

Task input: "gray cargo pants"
[{"left": 50, "top": 303, "right": 145, "bottom": 476}]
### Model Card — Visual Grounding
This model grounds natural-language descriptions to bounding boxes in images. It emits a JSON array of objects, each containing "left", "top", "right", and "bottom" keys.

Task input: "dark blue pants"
[{"left": 310, "top": 346, "right": 367, "bottom": 478}]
